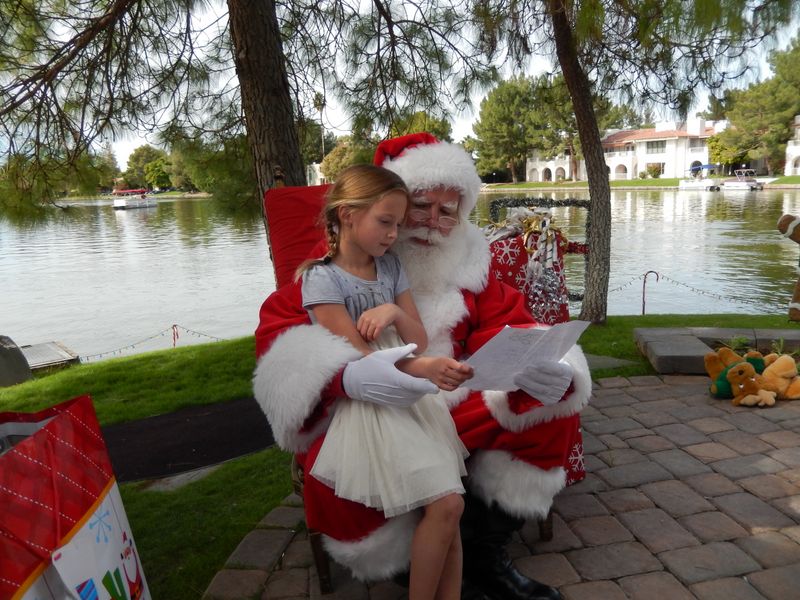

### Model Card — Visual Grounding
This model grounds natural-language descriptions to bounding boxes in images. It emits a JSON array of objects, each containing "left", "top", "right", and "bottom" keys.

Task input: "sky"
[{"left": 111, "top": 19, "right": 797, "bottom": 170}]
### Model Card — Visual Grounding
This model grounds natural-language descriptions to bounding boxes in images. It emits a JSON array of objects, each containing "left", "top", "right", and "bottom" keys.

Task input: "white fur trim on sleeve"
[
  {"left": 482, "top": 345, "right": 592, "bottom": 431},
  {"left": 322, "top": 511, "right": 421, "bottom": 581},
  {"left": 252, "top": 324, "right": 361, "bottom": 453},
  {"left": 468, "top": 450, "right": 566, "bottom": 520},
  {"left": 440, "top": 387, "right": 471, "bottom": 409}
]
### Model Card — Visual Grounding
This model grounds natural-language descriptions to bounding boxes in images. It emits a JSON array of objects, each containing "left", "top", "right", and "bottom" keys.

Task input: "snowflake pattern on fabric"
[
  {"left": 513, "top": 269, "right": 527, "bottom": 289},
  {"left": 491, "top": 238, "right": 521, "bottom": 265},
  {"left": 489, "top": 233, "right": 569, "bottom": 325},
  {"left": 565, "top": 441, "right": 586, "bottom": 486},
  {"left": 89, "top": 507, "right": 112, "bottom": 544}
]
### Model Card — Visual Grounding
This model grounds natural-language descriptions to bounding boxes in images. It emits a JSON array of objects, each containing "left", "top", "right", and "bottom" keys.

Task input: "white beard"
[
  {"left": 394, "top": 223, "right": 467, "bottom": 293},
  {"left": 392, "top": 222, "right": 492, "bottom": 357}
]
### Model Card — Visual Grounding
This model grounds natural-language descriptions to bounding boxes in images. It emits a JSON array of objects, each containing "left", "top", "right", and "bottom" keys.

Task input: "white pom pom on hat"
[{"left": 373, "top": 132, "right": 483, "bottom": 219}]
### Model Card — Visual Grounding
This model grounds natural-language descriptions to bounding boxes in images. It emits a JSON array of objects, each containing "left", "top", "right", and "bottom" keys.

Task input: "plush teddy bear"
[
  {"left": 760, "top": 354, "right": 800, "bottom": 401},
  {"left": 726, "top": 361, "right": 777, "bottom": 407},
  {"left": 705, "top": 347, "right": 768, "bottom": 399}
]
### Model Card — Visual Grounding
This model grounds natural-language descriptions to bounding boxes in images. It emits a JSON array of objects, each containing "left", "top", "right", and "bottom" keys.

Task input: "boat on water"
[
  {"left": 723, "top": 168, "right": 764, "bottom": 191},
  {"left": 112, "top": 189, "right": 157, "bottom": 210},
  {"left": 678, "top": 164, "right": 721, "bottom": 191}
]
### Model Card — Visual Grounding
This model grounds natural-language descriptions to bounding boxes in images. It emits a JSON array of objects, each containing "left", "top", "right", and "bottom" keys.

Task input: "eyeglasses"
[{"left": 407, "top": 208, "right": 459, "bottom": 230}]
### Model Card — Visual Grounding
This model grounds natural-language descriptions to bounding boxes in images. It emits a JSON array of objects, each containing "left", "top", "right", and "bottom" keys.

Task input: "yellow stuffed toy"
[
  {"left": 705, "top": 347, "right": 777, "bottom": 406},
  {"left": 705, "top": 347, "right": 767, "bottom": 398},
  {"left": 726, "top": 361, "right": 776, "bottom": 407},
  {"left": 705, "top": 346, "right": 800, "bottom": 405},
  {"left": 761, "top": 354, "right": 800, "bottom": 401}
]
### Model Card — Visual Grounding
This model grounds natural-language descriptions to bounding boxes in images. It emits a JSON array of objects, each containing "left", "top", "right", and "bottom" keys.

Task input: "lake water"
[
  {"left": 483, "top": 187, "right": 800, "bottom": 319},
  {"left": 3, "top": 188, "right": 800, "bottom": 361}
]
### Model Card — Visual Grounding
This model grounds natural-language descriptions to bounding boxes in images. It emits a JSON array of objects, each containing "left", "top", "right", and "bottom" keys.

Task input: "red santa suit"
[{"left": 253, "top": 134, "right": 591, "bottom": 582}]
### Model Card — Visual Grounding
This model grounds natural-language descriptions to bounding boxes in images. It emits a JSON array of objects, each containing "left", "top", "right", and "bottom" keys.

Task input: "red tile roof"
[{"left": 602, "top": 126, "right": 715, "bottom": 147}]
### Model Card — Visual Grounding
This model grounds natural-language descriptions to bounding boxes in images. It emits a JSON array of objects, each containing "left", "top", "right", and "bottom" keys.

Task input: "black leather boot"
[
  {"left": 460, "top": 578, "right": 493, "bottom": 600},
  {"left": 461, "top": 494, "right": 562, "bottom": 600}
]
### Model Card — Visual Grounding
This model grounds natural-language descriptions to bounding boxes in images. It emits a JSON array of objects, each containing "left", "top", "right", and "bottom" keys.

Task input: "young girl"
[{"left": 298, "top": 164, "right": 470, "bottom": 600}]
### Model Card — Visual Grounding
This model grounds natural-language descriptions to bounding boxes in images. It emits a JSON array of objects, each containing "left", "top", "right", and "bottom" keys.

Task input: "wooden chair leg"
[
  {"left": 538, "top": 509, "right": 554, "bottom": 541},
  {"left": 309, "top": 528, "right": 333, "bottom": 594}
]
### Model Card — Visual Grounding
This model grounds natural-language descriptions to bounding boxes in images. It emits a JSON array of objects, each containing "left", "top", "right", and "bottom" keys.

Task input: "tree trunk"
[
  {"left": 547, "top": 0, "right": 610, "bottom": 323},
  {"left": 227, "top": 0, "right": 305, "bottom": 274},
  {"left": 228, "top": 0, "right": 304, "bottom": 192}
]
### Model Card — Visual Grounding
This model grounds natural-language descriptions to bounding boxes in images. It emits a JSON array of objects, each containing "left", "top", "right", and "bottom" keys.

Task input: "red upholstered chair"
[
  {"left": 263, "top": 183, "right": 329, "bottom": 291},
  {"left": 263, "top": 182, "right": 336, "bottom": 593}
]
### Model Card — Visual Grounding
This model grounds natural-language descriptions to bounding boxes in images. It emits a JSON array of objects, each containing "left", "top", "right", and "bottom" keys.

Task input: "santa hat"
[{"left": 373, "top": 132, "right": 482, "bottom": 219}]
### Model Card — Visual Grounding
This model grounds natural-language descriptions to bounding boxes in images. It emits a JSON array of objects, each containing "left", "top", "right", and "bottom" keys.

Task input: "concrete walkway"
[{"left": 202, "top": 373, "right": 800, "bottom": 600}]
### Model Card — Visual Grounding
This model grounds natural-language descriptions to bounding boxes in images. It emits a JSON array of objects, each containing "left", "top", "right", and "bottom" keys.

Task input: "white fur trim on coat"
[
  {"left": 381, "top": 140, "right": 483, "bottom": 218},
  {"left": 482, "top": 345, "right": 592, "bottom": 432},
  {"left": 252, "top": 324, "right": 361, "bottom": 453},
  {"left": 322, "top": 511, "right": 422, "bottom": 581},
  {"left": 468, "top": 450, "right": 566, "bottom": 520}
]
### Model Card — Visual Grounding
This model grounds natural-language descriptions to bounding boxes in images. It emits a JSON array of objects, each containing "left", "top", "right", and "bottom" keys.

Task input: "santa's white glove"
[
  {"left": 512, "top": 360, "right": 573, "bottom": 406},
  {"left": 343, "top": 344, "right": 438, "bottom": 407}
]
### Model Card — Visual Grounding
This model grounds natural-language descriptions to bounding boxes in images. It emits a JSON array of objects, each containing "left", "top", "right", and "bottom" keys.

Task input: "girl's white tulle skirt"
[{"left": 310, "top": 331, "right": 468, "bottom": 517}]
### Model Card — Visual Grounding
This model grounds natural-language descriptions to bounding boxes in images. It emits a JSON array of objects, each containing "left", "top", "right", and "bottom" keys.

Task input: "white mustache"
[{"left": 399, "top": 226, "right": 447, "bottom": 246}]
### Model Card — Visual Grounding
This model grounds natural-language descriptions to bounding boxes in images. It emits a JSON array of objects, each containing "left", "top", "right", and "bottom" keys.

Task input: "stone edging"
[
  {"left": 634, "top": 327, "right": 800, "bottom": 375},
  {"left": 202, "top": 494, "right": 308, "bottom": 600}
]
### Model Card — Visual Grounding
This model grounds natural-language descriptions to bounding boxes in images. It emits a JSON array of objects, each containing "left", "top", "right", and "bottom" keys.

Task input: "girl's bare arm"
[
  {"left": 391, "top": 289, "right": 428, "bottom": 352},
  {"left": 310, "top": 303, "right": 373, "bottom": 355},
  {"left": 398, "top": 356, "right": 473, "bottom": 391}
]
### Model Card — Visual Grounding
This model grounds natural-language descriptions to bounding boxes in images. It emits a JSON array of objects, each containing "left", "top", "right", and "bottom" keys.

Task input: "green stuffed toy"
[{"left": 704, "top": 347, "right": 767, "bottom": 399}]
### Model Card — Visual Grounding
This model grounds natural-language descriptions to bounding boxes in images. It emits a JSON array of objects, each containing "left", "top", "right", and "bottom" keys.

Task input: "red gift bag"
[
  {"left": 487, "top": 208, "right": 576, "bottom": 325},
  {"left": 486, "top": 208, "right": 588, "bottom": 485},
  {"left": 0, "top": 396, "right": 150, "bottom": 600}
]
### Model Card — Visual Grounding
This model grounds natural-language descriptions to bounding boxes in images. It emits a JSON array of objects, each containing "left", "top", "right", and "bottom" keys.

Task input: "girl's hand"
[
  {"left": 415, "top": 357, "right": 474, "bottom": 392},
  {"left": 357, "top": 304, "right": 401, "bottom": 341}
]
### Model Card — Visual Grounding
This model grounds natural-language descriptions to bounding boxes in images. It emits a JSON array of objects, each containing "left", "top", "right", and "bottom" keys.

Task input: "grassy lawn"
[
  {"left": 770, "top": 175, "right": 800, "bottom": 185},
  {"left": 490, "top": 176, "right": 800, "bottom": 190},
  {"left": 2, "top": 312, "right": 796, "bottom": 598},
  {"left": 0, "top": 337, "right": 256, "bottom": 424},
  {"left": 121, "top": 449, "right": 292, "bottom": 599},
  {"left": 490, "top": 178, "right": 683, "bottom": 190}
]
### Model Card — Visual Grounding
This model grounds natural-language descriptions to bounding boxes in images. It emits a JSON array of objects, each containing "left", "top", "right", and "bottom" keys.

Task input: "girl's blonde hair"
[{"left": 295, "top": 164, "right": 409, "bottom": 279}]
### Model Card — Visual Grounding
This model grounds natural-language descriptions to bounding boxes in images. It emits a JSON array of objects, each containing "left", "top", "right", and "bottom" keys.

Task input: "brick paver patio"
[{"left": 203, "top": 374, "right": 800, "bottom": 600}]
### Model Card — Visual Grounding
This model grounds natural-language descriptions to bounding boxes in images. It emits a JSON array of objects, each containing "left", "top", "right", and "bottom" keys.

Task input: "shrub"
[{"left": 646, "top": 164, "right": 662, "bottom": 179}]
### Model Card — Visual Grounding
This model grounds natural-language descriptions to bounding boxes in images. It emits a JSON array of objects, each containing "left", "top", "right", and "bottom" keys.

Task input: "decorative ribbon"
[{"left": 521, "top": 210, "right": 558, "bottom": 282}]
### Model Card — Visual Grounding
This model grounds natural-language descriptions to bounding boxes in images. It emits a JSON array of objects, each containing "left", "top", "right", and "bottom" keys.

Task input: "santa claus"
[{"left": 253, "top": 133, "right": 591, "bottom": 600}]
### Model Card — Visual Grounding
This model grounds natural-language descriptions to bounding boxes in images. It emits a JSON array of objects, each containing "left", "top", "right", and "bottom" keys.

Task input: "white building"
[
  {"left": 526, "top": 118, "right": 728, "bottom": 182},
  {"left": 786, "top": 116, "right": 800, "bottom": 176},
  {"left": 306, "top": 163, "right": 327, "bottom": 186}
]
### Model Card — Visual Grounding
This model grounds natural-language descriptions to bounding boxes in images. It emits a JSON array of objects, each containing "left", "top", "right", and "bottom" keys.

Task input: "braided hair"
[{"left": 295, "top": 164, "right": 409, "bottom": 279}]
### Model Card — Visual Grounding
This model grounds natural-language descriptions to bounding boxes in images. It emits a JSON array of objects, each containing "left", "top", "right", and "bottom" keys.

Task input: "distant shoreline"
[
  {"left": 484, "top": 183, "right": 800, "bottom": 192},
  {"left": 58, "top": 191, "right": 212, "bottom": 202}
]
